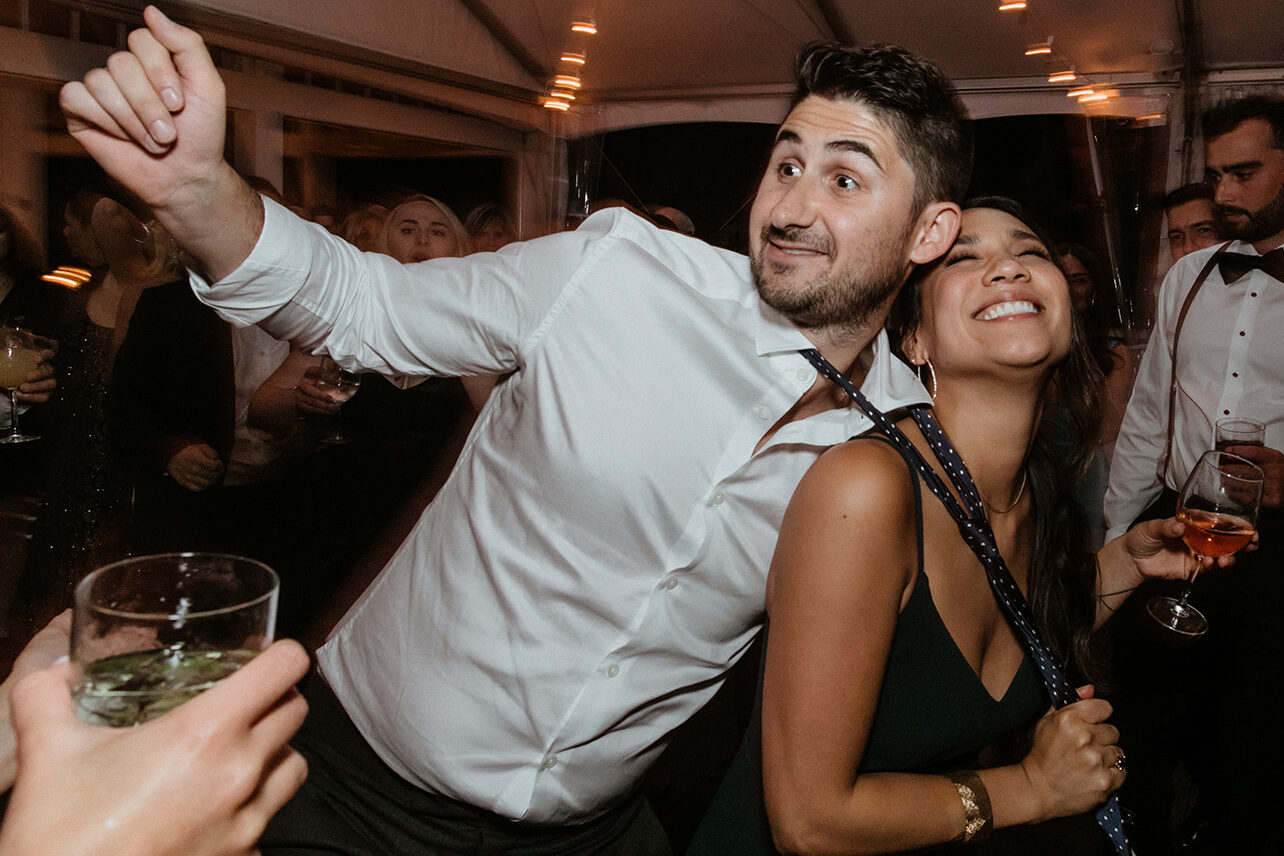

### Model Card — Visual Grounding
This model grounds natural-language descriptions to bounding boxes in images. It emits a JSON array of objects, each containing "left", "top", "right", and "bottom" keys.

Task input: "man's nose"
[
  {"left": 1212, "top": 178, "right": 1235, "bottom": 208},
  {"left": 769, "top": 179, "right": 820, "bottom": 231}
]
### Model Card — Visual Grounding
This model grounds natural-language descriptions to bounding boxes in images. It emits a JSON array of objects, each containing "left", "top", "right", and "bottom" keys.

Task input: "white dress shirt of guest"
[
  {"left": 1106, "top": 105, "right": 1284, "bottom": 538},
  {"left": 193, "top": 199, "right": 933, "bottom": 823}
]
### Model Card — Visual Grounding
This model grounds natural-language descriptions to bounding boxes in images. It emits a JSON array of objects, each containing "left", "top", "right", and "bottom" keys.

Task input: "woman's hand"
[
  {"left": 165, "top": 442, "right": 224, "bottom": 492},
  {"left": 1018, "top": 687, "right": 1125, "bottom": 821},
  {"left": 1094, "top": 516, "right": 1230, "bottom": 626},
  {"left": 0, "top": 639, "right": 309, "bottom": 856},
  {"left": 13, "top": 348, "right": 55, "bottom": 406}
]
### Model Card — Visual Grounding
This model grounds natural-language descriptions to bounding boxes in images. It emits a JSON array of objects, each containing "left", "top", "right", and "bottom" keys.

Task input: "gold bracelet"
[{"left": 946, "top": 770, "right": 993, "bottom": 844}]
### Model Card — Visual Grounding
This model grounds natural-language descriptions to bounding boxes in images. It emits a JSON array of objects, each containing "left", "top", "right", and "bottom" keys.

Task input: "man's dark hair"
[
  {"left": 791, "top": 42, "right": 973, "bottom": 210},
  {"left": 1162, "top": 182, "right": 1215, "bottom": 213},
  {"left": 1201, "top": 95, "right": 1284, "bottom": 148}
]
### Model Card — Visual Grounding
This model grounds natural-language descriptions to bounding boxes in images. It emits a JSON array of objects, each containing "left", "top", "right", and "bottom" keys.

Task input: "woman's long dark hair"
[{"left": 886, "top": 196, "right": 1104, "bottom": 684}]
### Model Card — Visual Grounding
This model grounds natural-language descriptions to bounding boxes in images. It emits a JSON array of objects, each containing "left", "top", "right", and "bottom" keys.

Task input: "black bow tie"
[{"left": 1218, "top": 247, "right": 1284, "bottom": 284}]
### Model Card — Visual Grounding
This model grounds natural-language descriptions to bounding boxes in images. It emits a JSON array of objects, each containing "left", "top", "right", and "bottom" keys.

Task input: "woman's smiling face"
[{"left": 908, "top": 206, "right": 1072, "bottom": 382}]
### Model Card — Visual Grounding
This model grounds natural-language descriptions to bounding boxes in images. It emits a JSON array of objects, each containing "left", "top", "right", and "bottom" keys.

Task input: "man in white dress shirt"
[
  {"left": 1104, "top": 95, "right": 1284, "bottom": 853},
  {"left": 59, "top": 9, "right": 970, "bottom": 854}
]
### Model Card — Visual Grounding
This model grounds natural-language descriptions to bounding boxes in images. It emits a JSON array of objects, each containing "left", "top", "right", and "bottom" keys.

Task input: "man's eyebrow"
[
  {"left": 771, "top": 129, "right": 801, "bottom": 149},
  {"left": 1207, "top": 159, "right": 1263, "bottom": 175},
  {"left": 770, "top": 130, "right": 884, "bottom": 172},
  {"left": 826, "top": 139, "right": 883, "bottom": 172}
]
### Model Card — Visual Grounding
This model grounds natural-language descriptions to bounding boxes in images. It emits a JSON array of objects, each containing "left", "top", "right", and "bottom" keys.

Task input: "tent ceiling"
[{"left": 183, "top": 0, "right": 1284, "bottom": 102}]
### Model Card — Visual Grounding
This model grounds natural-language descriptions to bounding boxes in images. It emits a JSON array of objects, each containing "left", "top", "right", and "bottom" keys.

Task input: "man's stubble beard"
[
  {"left": 1218, "top": 178, "right": 1284, "bottom": 244},
  {"left": 751, "top": 220, "right": 913, "bottom": 332}
]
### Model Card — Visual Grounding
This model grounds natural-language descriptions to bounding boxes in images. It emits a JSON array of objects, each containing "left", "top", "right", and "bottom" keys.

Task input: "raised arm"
[
  {"left": 59, "top": 6, "right": 261, "bottom": 282},
  {"left": 762, "top": 440, "right": 1122, "bottom": 855}
]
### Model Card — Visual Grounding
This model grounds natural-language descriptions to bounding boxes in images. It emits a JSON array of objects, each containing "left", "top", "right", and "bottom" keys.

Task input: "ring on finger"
[{"left": 1112, "top": 749, "right": 1127, "bottom": 772}]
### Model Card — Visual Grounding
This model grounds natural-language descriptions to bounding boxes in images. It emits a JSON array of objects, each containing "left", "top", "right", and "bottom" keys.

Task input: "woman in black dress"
[{"left": 688, "top": 198, "right": 1205, "bottom": 854}]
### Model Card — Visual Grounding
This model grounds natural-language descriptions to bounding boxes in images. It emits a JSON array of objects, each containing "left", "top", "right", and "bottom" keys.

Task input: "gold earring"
[{"left": 917, "top": 358, "right": 937, "bottom": 401}]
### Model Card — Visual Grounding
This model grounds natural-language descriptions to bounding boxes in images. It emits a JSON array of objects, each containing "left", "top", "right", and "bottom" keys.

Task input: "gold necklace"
[{"left": 979, "top": 469, "right": 1028, "bottom": 514}]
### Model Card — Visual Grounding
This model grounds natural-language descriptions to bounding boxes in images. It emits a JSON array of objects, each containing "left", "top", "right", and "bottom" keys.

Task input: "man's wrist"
[{"left": 154, "top": 162, "right": 264, "bottom": 284}]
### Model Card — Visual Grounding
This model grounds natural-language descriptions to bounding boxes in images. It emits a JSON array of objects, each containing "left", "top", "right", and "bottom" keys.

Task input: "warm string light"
[
  {"left": 1001, "top": 7, "right": 1114, "bottom": 109},
  {"left": 40, "top": 266, "right": 92, "bottom": 289},
  {"left": 542, "top": 19, "right": 596, "bottom": 110}
]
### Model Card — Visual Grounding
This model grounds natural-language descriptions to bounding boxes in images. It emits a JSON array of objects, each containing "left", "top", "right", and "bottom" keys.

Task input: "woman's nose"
[{"left": 986, "top": 255, "right": 1030, "bottom": 283}]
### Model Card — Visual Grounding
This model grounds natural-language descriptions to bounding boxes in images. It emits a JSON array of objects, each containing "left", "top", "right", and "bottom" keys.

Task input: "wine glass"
[
  {"left": 0, "top": 325, "right": 42, "bottom": 444},
  {"left": 314, "top": 355, "right": 361, "bottom": 445},
  {"left": 1147, "top": 449, "right": 1263, "bottom": 638}
]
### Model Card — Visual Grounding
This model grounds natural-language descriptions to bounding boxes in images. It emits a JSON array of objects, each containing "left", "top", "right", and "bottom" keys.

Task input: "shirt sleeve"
[
  {"left": 1103, "top": 266, "right": 1184, "bottom": 539},
  {"left": 189, "top": 197, "right": 607, "bottom": 381}
]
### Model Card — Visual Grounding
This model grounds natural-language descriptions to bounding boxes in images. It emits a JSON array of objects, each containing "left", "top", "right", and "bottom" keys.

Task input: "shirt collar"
[
  {"left": 1224, "top": 238, "right": 1284, "bottom": 257},
  {"left": 750, "top": 295, "right": 932, "bottom": 415}
]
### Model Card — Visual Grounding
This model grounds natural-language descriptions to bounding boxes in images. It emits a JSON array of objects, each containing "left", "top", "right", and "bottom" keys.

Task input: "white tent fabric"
[{"left": 183, "top": 0, "right": 1284, "bottom": 132}]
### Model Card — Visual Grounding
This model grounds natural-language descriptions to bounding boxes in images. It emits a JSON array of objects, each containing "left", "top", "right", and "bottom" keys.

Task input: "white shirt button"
[
  {"left": 541, "top": 754, "right": 558, "bottom": 770},
  {"left": 754, "top": 405, "right": 772, "bottom": 420},
  {"left": 796, "top": 368, "right": 812, "bottom": 382},
  {"left": 711, "top": 490, "right": 726, "bottom": 506},
  {"left": 662, "top": 577, "right": 679, "bottom": 591},
  {"left": 606, "top": 663, "right": 620, "bottom": 678}
]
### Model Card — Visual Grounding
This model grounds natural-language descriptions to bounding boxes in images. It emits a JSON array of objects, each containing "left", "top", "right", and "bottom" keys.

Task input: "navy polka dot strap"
[{"left": 801, "top": 348, "right": 1129, "bottom": 855}]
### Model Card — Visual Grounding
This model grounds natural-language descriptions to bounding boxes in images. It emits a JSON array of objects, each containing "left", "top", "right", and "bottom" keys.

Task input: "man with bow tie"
[{"left": 1104, "top": 95, "right": 1284, "bottom": 854}]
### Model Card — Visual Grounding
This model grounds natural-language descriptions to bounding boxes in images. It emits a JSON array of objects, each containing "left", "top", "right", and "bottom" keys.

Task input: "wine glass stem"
[
  {"left": 1174, "top": 553, "right": 1202, "bottom": 609},
  {"left": 6, "top": 388, "right": 19, "bottom": 440}
]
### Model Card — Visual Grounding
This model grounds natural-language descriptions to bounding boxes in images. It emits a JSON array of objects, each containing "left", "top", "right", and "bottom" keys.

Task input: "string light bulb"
[
  {"left": 548, "top": 88, "right": 576, "bottom": 101},
  {"left": 1048, "top": 69, "right": 1077, "bottom": 83},
  {"left": 553, "top": 74, "right": 582, "bottom": 89},
  {"left": 1066, "top": 87, "right": 1095, "bottom": 98},
  {"left": 541, "top": 97, "right": 570, "bottom": 111},
  {"left": 40, "top": 266, "right": 92, "bottom": 289},
  {"left": 571, "top": 20, "right": 597, "bottom": 35},
  {"left": 560, "top": 52, "right": 586, "bottom": 65},
  {"left": 999, "top": 1, "right": 1027, "bottom": 10},
  {"left": 1025, "top": 41, "right": 1053, "bottom": 56}
]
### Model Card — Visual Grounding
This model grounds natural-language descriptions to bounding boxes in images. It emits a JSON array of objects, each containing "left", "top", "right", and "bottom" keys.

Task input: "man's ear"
[{"left": 908, "top": 201, "right": 961, "bottom": 265}]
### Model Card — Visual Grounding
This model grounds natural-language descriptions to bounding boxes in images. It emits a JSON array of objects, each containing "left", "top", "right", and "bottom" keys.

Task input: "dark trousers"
[
  {"left": 1108, "top": 492, "right": 1284, "bottom": 853},
  {"left": 259, "top": 675, "right": 675, "bottom": 856}
]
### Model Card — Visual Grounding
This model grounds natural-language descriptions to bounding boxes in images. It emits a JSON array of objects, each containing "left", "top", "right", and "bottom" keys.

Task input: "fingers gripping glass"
[
  {"left": 1147, "top": 450, "right": 1263, "bottom": 639},
  {"left": 0, "top": 325, "right": 42, "bottom": 444},
  {"left": 315, "top": 355, "right": 361, "bottom": 445}
]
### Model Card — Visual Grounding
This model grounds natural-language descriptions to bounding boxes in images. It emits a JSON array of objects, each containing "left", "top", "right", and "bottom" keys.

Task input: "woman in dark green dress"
[{"left": 688, "top": 199, "right": 1204, "bottom": 854}]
